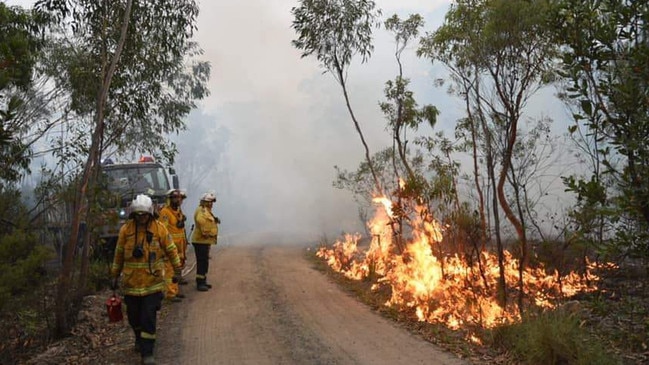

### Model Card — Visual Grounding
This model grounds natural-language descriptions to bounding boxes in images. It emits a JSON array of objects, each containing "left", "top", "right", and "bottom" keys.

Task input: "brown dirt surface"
[
  {"left": 22, "top": 237, "right": 471, "bottom": 365},
  {"left": 18, "top": 235, "right": 649, "bottom": 365}
]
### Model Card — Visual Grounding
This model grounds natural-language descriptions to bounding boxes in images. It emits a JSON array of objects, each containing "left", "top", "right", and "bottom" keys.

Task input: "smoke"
[
  {"left": 7, "top": 0, "right": 582, "bottom": 242},
  {"left": 173, "top": 0, "right": 454, "bottom": 242},
  {"left": 6, "top": 0, "right": 454, "bottom": 242}
]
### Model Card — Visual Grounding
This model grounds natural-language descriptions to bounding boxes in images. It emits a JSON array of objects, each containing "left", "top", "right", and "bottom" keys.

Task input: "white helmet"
[
  {"left": 131, "top": 194, "right": 154, "bottom": 215},
  {"left": 200, "top": 191, "right": 216, "bottom": 202}
]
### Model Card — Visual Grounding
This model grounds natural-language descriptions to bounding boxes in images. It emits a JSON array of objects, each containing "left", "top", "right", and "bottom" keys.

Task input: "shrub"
[
  {"left": 0, "top": 229, "right": 54, "bottom": 311},
  {"left": 87, "top": 258, "right": 112, "bottom": 291},
  {"left": 489, "top": 308, "right": 621, "bottom": 365}
]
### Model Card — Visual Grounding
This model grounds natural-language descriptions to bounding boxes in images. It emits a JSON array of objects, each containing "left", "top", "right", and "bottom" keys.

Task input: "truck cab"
[{"left": 97, "top": 156, "right": 179, "bottom": 259}]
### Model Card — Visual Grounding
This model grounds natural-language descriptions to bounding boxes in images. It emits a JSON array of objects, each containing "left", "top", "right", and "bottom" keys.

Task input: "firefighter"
[
  {"left": 110, "top": 194, "right": 182, "bottom": 365},
  {"left": 191, "top": 191, "right": 220, "bottom": 291},
  {"left": 158, "top": 189, "right": 188, "bottom": 302}
]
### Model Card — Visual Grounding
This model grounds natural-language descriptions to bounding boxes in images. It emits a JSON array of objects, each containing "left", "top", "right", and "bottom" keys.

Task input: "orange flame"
[{"left": 317, "top": 196, "right": 601, "bottom": 329}]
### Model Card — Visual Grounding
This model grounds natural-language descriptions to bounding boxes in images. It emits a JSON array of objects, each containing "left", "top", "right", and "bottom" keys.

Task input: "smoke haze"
[
  {"left": 175, "top": 0, "right": 454, "bottom": 241},
  {"left": 9, "top": 0, "right": 506, "bottom": 242}
]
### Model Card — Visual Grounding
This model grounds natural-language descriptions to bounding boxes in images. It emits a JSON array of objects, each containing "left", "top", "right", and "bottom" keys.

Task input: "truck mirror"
[{"left": 172, "top": 175, "right": 179, "bottom": 189}]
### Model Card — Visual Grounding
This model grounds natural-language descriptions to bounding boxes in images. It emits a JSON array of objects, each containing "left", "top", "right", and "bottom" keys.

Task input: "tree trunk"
[
  {"left": 334, "top": 63, "right": 382, "bottom": 196},
  {"left": 467, "top": 70, "right": 494, "bottom": 297},
  {"left": 54, "top": 0, "right": 133, "bottom": 336},
  {"left": 494, "top": 114, "right": 526, "bottom": 310},
  {"left": 486, "top": 134, "right": 507, "bottom": 308},
  {"left": 509, "top": 166, "right": 528, "bottom": 313},
  {"left": 468, "top": 115, "right": 488, "bottom": 251},
  {"left": 495, "top": 121, "right": 525, "bottom": 242}
]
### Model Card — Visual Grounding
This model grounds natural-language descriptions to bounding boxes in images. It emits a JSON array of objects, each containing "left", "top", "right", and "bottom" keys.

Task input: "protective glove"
[
  {"left": 110, "top": 277, "right": 119, "bottom": 291},
  {"left": 214, "top": 216, "right": 221, "bottom": 224},
  {"left": 172, "top": 269, "right": 182, "bottom": 284}
]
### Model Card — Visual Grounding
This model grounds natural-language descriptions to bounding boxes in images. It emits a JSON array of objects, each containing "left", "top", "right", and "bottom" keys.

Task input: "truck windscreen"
[{"left": 103, "top": 166, "right": 170, "bottom": 196}]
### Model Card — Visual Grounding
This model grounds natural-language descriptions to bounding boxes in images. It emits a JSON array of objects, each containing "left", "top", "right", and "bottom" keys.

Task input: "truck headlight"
[{"left": 118, "top": 209, "right": 127, "bottom": 219}]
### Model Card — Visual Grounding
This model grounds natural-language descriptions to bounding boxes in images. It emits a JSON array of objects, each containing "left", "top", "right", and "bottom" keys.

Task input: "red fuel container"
[{"left": 105, "top": 294, "right": 123, "bottom": 323}]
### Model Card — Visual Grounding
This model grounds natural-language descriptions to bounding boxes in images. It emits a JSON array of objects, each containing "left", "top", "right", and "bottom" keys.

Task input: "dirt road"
[{"left": 153, "top": 237, "right": 468, "bottom": 365}]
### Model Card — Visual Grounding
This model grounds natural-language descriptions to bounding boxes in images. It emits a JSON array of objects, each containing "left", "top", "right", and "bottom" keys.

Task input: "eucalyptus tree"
[
  {"left": 378, "top": 14, "right": 439, "bottom": 252},
  {"left": 419, "top": 0, "right": 504, "bottom": 303},
  {"left": 0, "top": 4, "right": 68, "bottom": 245},
  {"left": 381, "top": 14, "right": 436, "bottom": 182},
  {"left": 291, "top": 0, "right": 384, "bottom": 195},
  {"left": 0, "top": 4, "right": 56, "bottom": 330},
  {"left": 35, "top": 0, "right": 210, "bottom": 335},
  {"left": 0, "top": 3, "right": 46, "bottom": 186},
  {"left": 506, "top": 117, "right": 562, "bottom": 243},
  {"left": 553, "top": 0, "right": 649, "bottom": 258},
  {"left": 419, "top": 0, "right": 558, "bottom": 309}
]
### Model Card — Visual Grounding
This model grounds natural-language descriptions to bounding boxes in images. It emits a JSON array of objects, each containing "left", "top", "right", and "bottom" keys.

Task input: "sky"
[{"left": 7, "top": 0, "right": 572, "bottom": 243}]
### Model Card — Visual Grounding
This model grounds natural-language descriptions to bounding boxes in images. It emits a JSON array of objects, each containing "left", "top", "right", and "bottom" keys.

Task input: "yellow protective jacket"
[
  {"left": 110, "top": 219, "right": 181, "bottom": 296},
  {"left": 191, "top": 206, "right": 218, "bottom": 245},
  {"left": 158, "top": 205, "right": 188, "bottom": 260}
]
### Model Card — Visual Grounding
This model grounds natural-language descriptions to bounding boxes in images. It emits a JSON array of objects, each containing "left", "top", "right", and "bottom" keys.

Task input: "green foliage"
[
  {"left": 0, "top": 191, "right": 54, "bottom": 312},
  {"left": 490, "top": 309, "right": 621, "bottom": 365},
  {"left": 553, "top": 0, "right": 649, "bottom": 254},
  {"left": 418, "top": 0, "right": 558, "bottom": 230},
  {"left": 0, "top": 229, "right": 53, "bottom": 311},
  {"left": 0, "top": 4, "right": 45, "bottom": 185},
  {"left": 380, "top": 13, "right": 438, "bottom": 193},
  {"left": 0, "top": 97, "right": 31, "bottom": 184},
  {"left": 384, "top": 14, "right": 423, "bottom": 49},
  {"left": 0, "top": 186, "right": 29, "bottom": 232},
  {"left": 36, "top": 0, "right": 211, "bottom": 165},
  {"left": 291, "top": 0, "right": 381, "bottom": 75},
  {"left": 380, "top": 77, "right": 439, "bottom": 131},
  {"left": 561, "top": 175, "right": 615, "bottom": 258},
  {"left": 0, "top": 4, "right": 40, "bottom": 90},
  {"left": 416, "top": 133, "right": 461, "bottom": 202},
  {"left": 86, "top": 259, "right": 111, "bottom": 291}
]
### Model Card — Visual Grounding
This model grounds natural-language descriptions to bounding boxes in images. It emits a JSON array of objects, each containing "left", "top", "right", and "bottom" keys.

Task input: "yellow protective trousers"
[{"left": 163, "top": 259, "right": 179, "bottom": 299}]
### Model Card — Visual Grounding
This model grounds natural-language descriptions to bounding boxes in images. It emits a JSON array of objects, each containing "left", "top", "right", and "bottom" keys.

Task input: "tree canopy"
[{"left": 0, "top": 3, "right": 43, "bottom": 185}]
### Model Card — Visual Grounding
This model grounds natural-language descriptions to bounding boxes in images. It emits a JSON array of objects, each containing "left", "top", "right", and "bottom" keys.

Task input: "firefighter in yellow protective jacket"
[
  {"left": 110, "top": 194, "right": 182, "bottom": 365},
  {"left": 191, "top": 191, "right": 219, "bottom": 292},
  {"left": 158, "top": 189, "right": 188, "bottom": 302}
]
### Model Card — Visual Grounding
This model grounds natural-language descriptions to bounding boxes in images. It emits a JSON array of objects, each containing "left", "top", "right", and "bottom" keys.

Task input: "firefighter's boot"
[
  {"left": 140, "top": 337, "right": 155, "bottom": 362},
  {"left": 197, "top": 278, "right": 209, "bottom": 292}
]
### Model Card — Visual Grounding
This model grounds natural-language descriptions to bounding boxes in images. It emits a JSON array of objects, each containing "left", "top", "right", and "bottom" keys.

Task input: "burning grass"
[
  {"left": 312, "top": 195, "right": 634, "bottom": 363},
  {"left": 306, "top": 247, "right": 482, "bottom": 361},
  {"left": 316, "top": 197, "right": 601, "bottom": 331}
]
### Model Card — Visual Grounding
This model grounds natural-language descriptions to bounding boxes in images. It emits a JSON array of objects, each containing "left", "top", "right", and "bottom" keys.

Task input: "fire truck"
[{"left": 97, "top": 155, "right": 179, "bottom": 260}]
